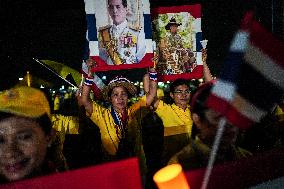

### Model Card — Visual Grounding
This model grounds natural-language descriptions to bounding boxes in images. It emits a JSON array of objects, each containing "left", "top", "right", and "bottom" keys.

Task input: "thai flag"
[{"left": 206, "top": 12, "right": 284, "bottom": 129}]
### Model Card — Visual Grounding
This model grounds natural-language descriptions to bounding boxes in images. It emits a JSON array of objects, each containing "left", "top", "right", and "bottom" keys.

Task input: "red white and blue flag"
[{"left": 206, "top": 12, "right": 284, "bottom": 129}]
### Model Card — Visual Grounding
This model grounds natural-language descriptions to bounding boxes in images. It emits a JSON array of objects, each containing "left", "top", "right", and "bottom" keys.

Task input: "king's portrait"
[{"left": 98, "top": 0, "right": 146, "bottom": 65}]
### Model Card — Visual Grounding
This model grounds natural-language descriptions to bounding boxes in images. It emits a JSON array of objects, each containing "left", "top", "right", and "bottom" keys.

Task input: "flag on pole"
[{"left": 206, "top": 12, "right": 284, "bottom": 129}]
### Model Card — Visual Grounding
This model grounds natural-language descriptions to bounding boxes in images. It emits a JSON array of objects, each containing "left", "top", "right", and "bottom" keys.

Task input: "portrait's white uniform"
[{"left": 99, "top": 20, "right": 146, "bottom": 65}]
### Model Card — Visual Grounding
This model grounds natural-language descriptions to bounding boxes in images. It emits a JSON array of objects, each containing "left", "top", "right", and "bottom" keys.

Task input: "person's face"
[
  {"left": 170, "top": 25, "right": 178, "bottom": 34},
  {"left": 170, "top": 84, "right": 191, "bottom": 109},
  {"left": 110, "top": 86, "right": 129, "bottom": 113},
  {"left": 0, "top": 116, "right": 50, "bottom": 182},
  {"left": 195, "top": 109, "right": 239, "bottom": 149},
  {"left": 108, "top": 0, "right": 127, "bottom": 25}
]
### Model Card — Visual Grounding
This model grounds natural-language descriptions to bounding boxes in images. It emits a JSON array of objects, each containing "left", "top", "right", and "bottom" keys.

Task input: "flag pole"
[
  {"left": 32, "top": 58, "right": 78, "bottom": 89},
  {"left": 200, "top": 117, "right": 227, "bottom": 189}
]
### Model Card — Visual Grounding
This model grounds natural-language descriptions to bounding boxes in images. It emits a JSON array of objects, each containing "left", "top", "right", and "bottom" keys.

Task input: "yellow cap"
[{"left": 0, "top": 86, "right": 50, "bottom": 119}]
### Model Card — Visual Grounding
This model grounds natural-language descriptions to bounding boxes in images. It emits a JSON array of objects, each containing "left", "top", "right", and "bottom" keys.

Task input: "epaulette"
[
  {"left": 98, "top": 25, "right": 111, "bottom": 32},
  {"left": 128, "top": 24, "right": 141, "bottom": 32}
]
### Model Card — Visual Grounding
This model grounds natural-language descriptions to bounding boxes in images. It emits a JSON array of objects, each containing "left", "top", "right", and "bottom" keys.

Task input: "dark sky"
[{"left": 1, "top": 0, "right": 280, "bottom": 90}]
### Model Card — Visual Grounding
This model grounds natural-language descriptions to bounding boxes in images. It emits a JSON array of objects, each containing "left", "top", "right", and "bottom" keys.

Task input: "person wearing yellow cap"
[
  {"left": 78, "top": 61, "right": 157, "bottom": 174},
  {"left": 0, "top": 86, "right": 60, "bottom": 183}
]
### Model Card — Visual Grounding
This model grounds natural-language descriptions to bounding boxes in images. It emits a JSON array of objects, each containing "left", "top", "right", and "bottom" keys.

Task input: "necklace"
[{"left": 111, "top": 106, "right": 128, "bottom": 139}]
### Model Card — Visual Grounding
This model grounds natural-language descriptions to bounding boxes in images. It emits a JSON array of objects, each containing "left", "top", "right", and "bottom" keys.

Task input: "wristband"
[
  {"left": 149, "top": 71, "right": 158, "bottom": 81},
  {"left": 84, "top": 77, "right": 94, "bottom": 86}
]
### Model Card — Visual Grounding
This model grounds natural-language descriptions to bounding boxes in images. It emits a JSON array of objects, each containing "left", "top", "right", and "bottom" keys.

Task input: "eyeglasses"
[{"left": 173, "top": 90, "right": 190, "bottom": 95}]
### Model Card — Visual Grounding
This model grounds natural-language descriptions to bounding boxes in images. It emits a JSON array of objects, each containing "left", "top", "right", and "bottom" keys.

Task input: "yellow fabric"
[
  {"left": 51, "top": 114, "right": 79, "bottom": 148},
  {"left": 275, "top": 105, "right": 284, "bottom": 122},
  {"left": 275, "top": 105, "right": 284, "bottom": 116},
  {"left": 53, "top": 96, "right": 60, "bottom": 111},
  {"left": 0, "top": 86, "right": 50, "bottom": 118},
  {"left": 52, "top": 114, "right": 79, "bottom": 134},
  {"left": 89, "top": 96, "right": 147, "bottom": 156},
  {"left": 40, "top": 60, "right": 82, "bottom": 87},
  {"left": 156, "top": 101, "right": 193, "bottom": 137}
]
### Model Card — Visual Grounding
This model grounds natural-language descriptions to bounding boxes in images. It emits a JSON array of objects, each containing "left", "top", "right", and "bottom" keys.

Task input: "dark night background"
[{"left": 1, "top": 0, "right": 283, "bottom": 90}]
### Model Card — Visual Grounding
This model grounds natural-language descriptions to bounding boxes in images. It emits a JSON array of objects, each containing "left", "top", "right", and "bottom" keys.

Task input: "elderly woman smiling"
[{"left": 79, "top": 59, "right": 157, "bottom": 168}]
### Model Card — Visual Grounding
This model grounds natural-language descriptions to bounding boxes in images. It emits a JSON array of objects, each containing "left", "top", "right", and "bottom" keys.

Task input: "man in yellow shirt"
[
  {"left": 151, "top": 78, "right": 193, "bottom": 165},
  {"left": 151, "top": 62, "right": 213, "bottom": 165},
  {"left": 168, "top": 82, "right": 252, "bottom": 170}
]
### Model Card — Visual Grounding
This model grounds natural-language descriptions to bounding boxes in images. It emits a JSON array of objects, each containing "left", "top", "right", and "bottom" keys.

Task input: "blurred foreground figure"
[
  {"left": 0, "top": 87, "right": 58, "bottom": 183},
  {"left": 169, "top": 82, "right": 252, "bottom": 170}
]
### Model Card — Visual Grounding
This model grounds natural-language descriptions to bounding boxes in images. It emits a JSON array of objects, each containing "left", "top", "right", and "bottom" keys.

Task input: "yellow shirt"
[
  {"left": 53, "top": 96, "right": 60, "bottom": 111},
  {"left": 156, "top": 101, "right": 193, "bottom": 137},
  {"left": 155, "top": 101, "right": 193, "bottom": 164},
  {"left": 89, "top": 96, "right": 148, "bottom": 156}
]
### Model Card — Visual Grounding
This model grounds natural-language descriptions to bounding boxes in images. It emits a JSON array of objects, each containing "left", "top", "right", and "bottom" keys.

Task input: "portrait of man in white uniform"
[{"left": 98, "top": 0, "right": 146, "bottom": 65}]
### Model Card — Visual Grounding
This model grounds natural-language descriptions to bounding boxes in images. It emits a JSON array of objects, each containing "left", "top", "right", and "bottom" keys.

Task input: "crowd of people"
[
  {"left": 0, "top": 1, "right": 283, "bottom": 186},
  {"left": 0, "top": 58, "right": 283, "bottom": 188}
]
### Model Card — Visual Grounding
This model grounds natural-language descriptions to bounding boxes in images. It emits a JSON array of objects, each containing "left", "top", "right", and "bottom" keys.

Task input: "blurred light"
[
  {"left": 102, "top": 76, "right": 107, "bottom": 80},
  {"left": 158, "top": 82, "right": 165, "bottom": 87},
  {"left": 167, "top": 81, "right": 170, "bottom": 83},
  {"left": 153, "top": 164, "right": 190, "bottom": 189},
  {"left": 40, "top": 85, "right": 45, "bottom": 88},
  {"left": 19, "top": 78, "right": 24, "bottom": 81},
  {"left": 198, "top": 78, "right": 204, "bottom": 83}
]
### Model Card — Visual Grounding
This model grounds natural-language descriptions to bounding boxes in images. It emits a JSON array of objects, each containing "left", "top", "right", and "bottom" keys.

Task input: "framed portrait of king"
[
  {"left": 151, "top": 4, "right": 204, "bottom": 81},
  {"left": 84, "top": 0, "right": 154, "bottom": 72}
]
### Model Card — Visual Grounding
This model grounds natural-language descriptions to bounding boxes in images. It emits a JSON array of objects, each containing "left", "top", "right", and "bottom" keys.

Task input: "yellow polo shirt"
[
  {"left": 89, "top": 96, "right": 148, "bottom": 156},
  {"left": 155, "top": 101, "right": 193, "bottom": 164},
  {"left": 156, "top": 101, "right": 193, "bottom": 137}
]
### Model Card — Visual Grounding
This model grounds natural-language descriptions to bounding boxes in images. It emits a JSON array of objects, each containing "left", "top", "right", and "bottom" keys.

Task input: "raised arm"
[
  {"left": 144, "top": 67, "right": 158, "bottom": 107},
  {"left": 203, "top": 61, "right": 213, "bottom": 82},
  {"left": 78, "top": 59, "right": 95, "bottom": 116}
]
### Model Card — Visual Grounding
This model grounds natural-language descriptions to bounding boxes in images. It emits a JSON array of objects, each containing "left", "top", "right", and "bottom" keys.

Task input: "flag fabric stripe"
[
  {"left": 209, "top": 80, "right": 266, "bottom": 123},
  {"left": 237, "top": 63, "right": 284, "bottom": 111},
  {"left": 143, "top": 14, "right": 152, "bottom": 39},
  {"left": 206, "top": 94, "right": 254, "bottom": 129},
  {"left": 229, "top": 31, "right": 249, "bottom": 52},
  {"left": 219, "top": 52, "right": 243, "bottom": 83},
  {"left": 145, "top": 39, "right": 154, "bottom": 55},
  {"left": 89, "top": 41, "right": 99, "bottom": 56},
  {"left": 231, "top": 94, "right": 266, "bottom": 122},
  {"left": 84, "top": 0, "right": 95, "bottom": 14},
  {"left": 142, "top": 0, "right": 151, "bottom": 14},
  {"left": 249, "top": 20, "right": 284, "bottom": 69},
  {"left": 211, "top": 80, "right": 236, "bottom": 101},
  {"left": 206, "top": 11, "right": 284, "bottom": 129},
  {"left": 245, "top": 45, "right": 284, "bottom": 89},
  {"left": 196, "top": 32, "right": 203, "bottom": 52},
  {"left": 86, "top": 14, "right": 97, "bottom": 41},
  {"left": 151, "top": 4, "right": 202, "bottom": 18}
]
